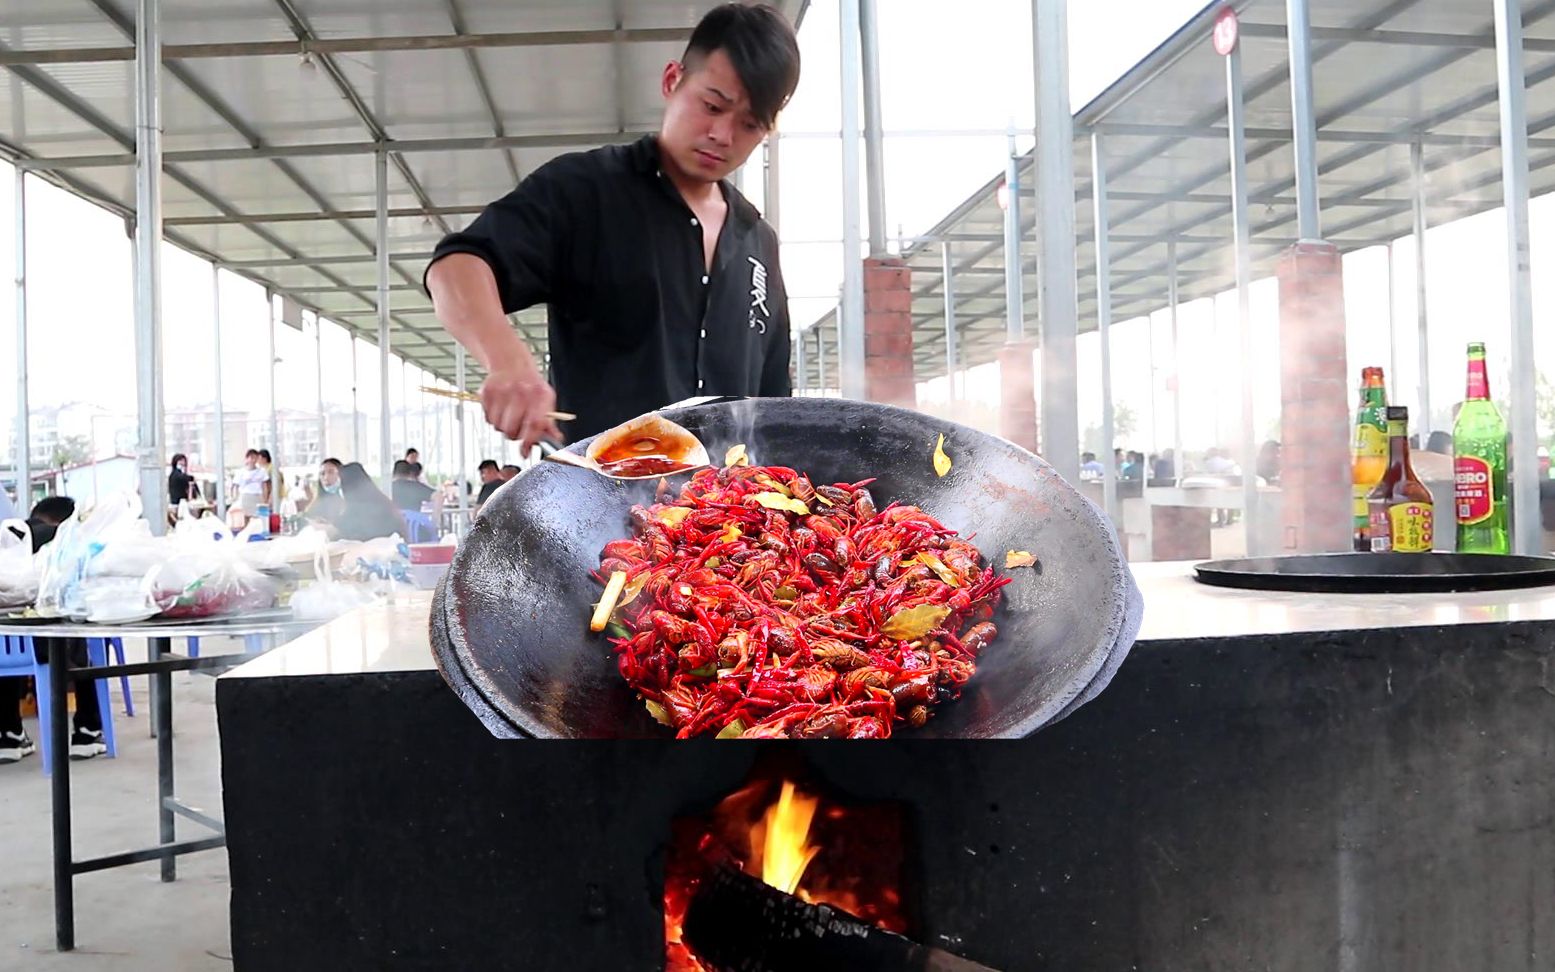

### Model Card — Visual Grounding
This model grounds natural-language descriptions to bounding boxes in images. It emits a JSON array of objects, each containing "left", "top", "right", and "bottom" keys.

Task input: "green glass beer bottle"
[
  {"left": 1351, "top": 367, "right": 1389, "bottom": 552},
  {"left": 1453, "top": 342, "right": 1510, "bottom": 555}
]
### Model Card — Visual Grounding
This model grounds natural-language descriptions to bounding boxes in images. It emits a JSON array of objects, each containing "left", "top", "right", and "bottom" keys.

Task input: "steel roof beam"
[
  {"left": 1089, "top": 120, "right": 1555, "bottom": 150},
  {"left": 0, "top": 27, "right": 693, "bottom": 66},
  {"left": 443, "top": 0, "right": 521, "bottom": 184},
  {"left": 19, "top": 131, "right": 651, "bottom": 170},
  {"left": 223, "top": 251, "right": 436, "bottom": 267},
  {"left": 165, "top": 204, "right": 485, "bottom": 226},
  {"left": 1239, "top": 21, "right": 1555, "bottom": 52}
]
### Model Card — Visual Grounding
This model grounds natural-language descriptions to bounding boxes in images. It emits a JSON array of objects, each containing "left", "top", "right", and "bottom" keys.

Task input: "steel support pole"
[
  {"left": 1492, "top": 0, "right": 1541, "bottom": 556},
  {"left": 375, "top": 146, "right": 392, "bottom": 484},
  {"left": 211, "top": 265, "right": 226, "bottom": 518},
  {"left": 1227, "top": 42, "right": 1260, "bottom": 554},
  {"left": 837, "top": 0, "right": 866, "bottom": 399},
  {"left": 266, "top": 293, "right": 277, "bottom": 456},
  {"left": 315, "top": 316, "right": 325, "bottom": 464},
  {"left": 858, "top": 0, "right": 887, "bottom": 256},
  {"left": 942, "top": 241, "right": 958, "bottom": 400},
  {"left": 13, "top": 169, "right": 29, "bottom": 512},
  {"left": 817, "top": 324, "right": 828, "bottom": 393},
  {"left": 133, "top": 0, "right": 166, "bottom": 535},
  {"left": 764, "top": 135, "right": 781, "bottom": 236},
  {"left": 456, "top": 345, "right": 469, "bottom": 529},
  {"left": 1091, "top": 134, "right": 1118, "bottom": 523},
  {"left": 1386, "top": 242, "right": 1400, "bottom": 407},
  {"left": 1168, "top": 241, "right": 1182, "bottom": 479},
  {"left": 1410, "top": 141, "right": 1432, "bottom": 435},
  {"left": 1032, "top": 0, "right": 1080, "bottom": 482},
  {"left": 349, "top": 334, "right": 361, "bottom": 459},
  {"left": 1286, "top": 0, "right": 1322, "bottom": 239},
  {"left": 1003, "top": 133, "right": 1024, "bottom": 342},
  {"left": 796, "top": 326, "right": 808, "bottom": 394}
]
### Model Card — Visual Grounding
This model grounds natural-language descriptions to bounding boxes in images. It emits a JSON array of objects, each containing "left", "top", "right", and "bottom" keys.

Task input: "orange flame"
[{"left": 759, "top": 781, "right": 822, "bottom": 894}]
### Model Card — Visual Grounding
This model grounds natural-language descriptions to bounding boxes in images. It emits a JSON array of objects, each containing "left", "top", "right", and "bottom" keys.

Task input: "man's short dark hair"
[
  {"left": 501, "top": 464, "right": 521, "bottom": 476},
  {"left": 31, "top": 495, "right": 76, "bottom": 525},
  {"left": 410, "top": 462, "right": 424, "bottom": 476},
  {"left": 478, "top": 459, "right": 499, "bottom": 472},
  {"left": 321, "top": 457, "right": 342, "bottom": 470},
  {"left": 405, "top": 447, "right": 419, "bottom": 458},
  {"left": 684, "top": 3, "right": 800, "bottom": 130},
  {"left": 245, "top": 448, "right": 259, "bottom": 459},
  {"left": 392, "top": 460, "right": 414, "bottom": 478},
  {"left": 1081, "top": 452, "right": 1095, "bottom": 462}
]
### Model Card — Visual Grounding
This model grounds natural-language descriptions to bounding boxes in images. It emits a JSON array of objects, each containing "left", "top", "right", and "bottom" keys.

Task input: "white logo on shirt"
[{"left": 748, "top": 256, "right": 769, "bottom": 334}]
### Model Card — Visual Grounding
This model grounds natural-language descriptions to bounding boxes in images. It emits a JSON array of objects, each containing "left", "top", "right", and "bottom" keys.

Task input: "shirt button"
[
  {"left": 700, "top": 275, "right": 709, "bottom": 285},
  {"left": 690, "top": 217, "right": 699, "bottom": 227},
  {"left": 700, "top": 328, "right": 707, "bottom": 338},
  {"left": 698, "top": 379, "right": 705, "bottom": 390}
]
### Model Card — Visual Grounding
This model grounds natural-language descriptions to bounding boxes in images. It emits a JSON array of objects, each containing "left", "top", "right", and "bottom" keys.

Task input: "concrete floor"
[{"left": 0, "top": 639, "right": 244, "bottom": 970}]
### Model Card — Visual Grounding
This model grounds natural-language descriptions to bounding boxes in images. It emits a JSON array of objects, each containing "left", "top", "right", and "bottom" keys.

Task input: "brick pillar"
[
  {"left": 998, "top": 340, "right": 1038, "bottom": 453},
  {"left": 1276, "top": 241, "right": 1352, "bottom": 553},
  {"left": 864, "top": 256, "right": 916, "bottom": 407}
]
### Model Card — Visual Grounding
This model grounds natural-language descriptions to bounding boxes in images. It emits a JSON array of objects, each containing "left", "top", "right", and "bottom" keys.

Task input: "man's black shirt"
[{"left": 427, "top": 135, "right": 791, "bottom": 441}]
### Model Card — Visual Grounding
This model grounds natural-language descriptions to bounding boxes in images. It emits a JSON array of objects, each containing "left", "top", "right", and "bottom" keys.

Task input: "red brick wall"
[
  {"left": 864, "top": 256, "right": 916, "bottom": 408},
  {"left": 1276, "top": 241, "right": 1352, "bottom": 553},
  {"left": 998, "top": 340, "right": 1039, "bottom": 453}
]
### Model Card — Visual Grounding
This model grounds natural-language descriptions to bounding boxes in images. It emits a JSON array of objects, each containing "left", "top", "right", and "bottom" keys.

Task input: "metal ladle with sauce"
[{"left": 543, "top": 414, "right": 711, "bottom": 481}]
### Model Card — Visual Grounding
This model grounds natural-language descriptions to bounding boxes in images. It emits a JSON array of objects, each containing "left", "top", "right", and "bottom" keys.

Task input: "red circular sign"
[{"left": 1212, "top": 6, "right": 1239, "bottom": 56}]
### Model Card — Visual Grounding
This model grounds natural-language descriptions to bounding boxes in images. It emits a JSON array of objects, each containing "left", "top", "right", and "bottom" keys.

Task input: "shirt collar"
[{"left": 631, "top": 134, "right": 761, "bottom": 230}]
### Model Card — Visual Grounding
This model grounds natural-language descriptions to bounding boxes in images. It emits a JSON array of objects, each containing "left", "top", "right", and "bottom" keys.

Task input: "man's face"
[
  {"left": 480, "top": 467, "right": 500, "bottom": 484},
  {"left": 319, "top": 464, "right": 339, "bottom": 489},
  {"left": 406, "top": 451, "right": 419, "bottom": 465},
  {"left": 244, "top": 455, "right": 257, "bottom": 469},
  {"left": 659, "top": 49, "right": 769, "bottom": 185}
]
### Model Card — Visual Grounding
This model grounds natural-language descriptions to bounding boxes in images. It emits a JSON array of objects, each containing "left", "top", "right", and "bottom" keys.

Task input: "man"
[
  {"left": 405, "top": 448, "right": 421, "bottom": 466},
  {"left": 233, "top": 449, "right": 269, "bottom": 514},
  {"left": 425, "top": 4, "right": 801, "bottom": 448},
  {"left": 500, "top": 464, "right": 521, "bottom": 481},
  {"left": 1079, "top": 452, "right": 1104, "bottom": 481},
  {"left": 475, "top": 459, "right": 504, "bottom": 506},
  {"left": 0, "top": 496, "right": 108, "bottom": 763},
  {"left": 391, "top": 460, "right": 435, "bottom": 512}
]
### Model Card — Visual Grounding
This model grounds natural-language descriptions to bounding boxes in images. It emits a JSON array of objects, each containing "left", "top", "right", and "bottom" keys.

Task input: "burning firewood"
[{"left": 681, "top": 863, "right": 998, "bottom": 972}]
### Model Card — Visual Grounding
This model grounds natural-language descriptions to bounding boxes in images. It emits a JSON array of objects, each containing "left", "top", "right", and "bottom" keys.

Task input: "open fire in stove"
[{"left": 665, "top": 768, "right": 995, "bottom": 972}]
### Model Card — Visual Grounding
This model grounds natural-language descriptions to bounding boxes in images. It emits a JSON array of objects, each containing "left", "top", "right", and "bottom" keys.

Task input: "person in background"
[
  {"left": 233, "top": 449, "right": 269, "bottom": 514},
  {"left": 0, "top": 496, "right": 108, "bottom": 763},
  {"left": 1256, "top": 440, "right": 1281, "bottom": 485},
  {"left": 475, "top": 459, "right": 504, "bottom": 506},
  {"left": 500, "top": 464, "right": 521, "bottom": 481},
  {"left": 391, "top": 460, "right": 435, "bottom": 512},
  {"left": 1120, "top": 451, "right": 1145, "bottom": 481},
  {"left": 304, "top": 458, "right": 346, "bottom": 524},
  {"left": 168, "top": 453, "right": 197, "bottom": 506},
  {"left": 1153, "top": 449, "right": 1176, "bottom": 481},
  {"left": 1412, "top": 430, "right": 1455, "bottom": 484},
  {"left": 405, "top": 448, "right": 421, "bottom": 466},
  {"left": 258, "top": 449, "right": 285, "bottom": 508},
  {"left": 1079, "top": 452, "right": 1104, "bottom": 480},
  {"left": 333, "top": 462, "right": 407, "bottom": 541}
]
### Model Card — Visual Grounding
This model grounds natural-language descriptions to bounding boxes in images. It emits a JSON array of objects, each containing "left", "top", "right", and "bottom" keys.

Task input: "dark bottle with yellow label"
[{"left": 1367, "top": 405, "right": 1435, "bottom": 554}]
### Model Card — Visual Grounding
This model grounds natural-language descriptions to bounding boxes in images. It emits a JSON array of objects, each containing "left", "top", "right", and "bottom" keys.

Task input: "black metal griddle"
[
  {"left": 431, "top": 397, "right": 1140, "bottom": 739},
  {"left": 1194, "top": 552, "right": 1555, "bottom": 594}
]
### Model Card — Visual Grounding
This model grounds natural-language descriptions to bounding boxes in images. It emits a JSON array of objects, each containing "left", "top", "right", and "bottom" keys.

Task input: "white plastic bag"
[
  {"left": 0, "top": 519, "right": 39, "bottom": 609},
  {"left": 36, "top": 492, "right": 150, "bottom": 618},
  {"left": 289, "top": 546, "right": 378, "bottom": 622}
]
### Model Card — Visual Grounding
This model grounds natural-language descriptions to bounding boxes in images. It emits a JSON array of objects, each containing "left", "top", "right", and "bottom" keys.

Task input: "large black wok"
[{"left": 431, "top": 397, "right": 1141, "bottom": 739}]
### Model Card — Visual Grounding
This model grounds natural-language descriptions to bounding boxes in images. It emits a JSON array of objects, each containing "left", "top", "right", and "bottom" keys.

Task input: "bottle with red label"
[
  {"left": 1453, "top": 342, "right": 1509, "bottom": 555},
  {"left": 1367, "top": 406, "right": 1435, "bottom": 553}
]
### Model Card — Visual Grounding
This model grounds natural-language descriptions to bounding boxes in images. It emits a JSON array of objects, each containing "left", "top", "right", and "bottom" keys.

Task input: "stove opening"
[{"left": 665, "top": 764, "right": 913, "bottom": 971}]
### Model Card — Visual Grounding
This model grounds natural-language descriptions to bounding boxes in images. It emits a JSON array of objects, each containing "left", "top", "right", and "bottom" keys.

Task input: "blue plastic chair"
[
  {"left": 401, "top": 509, "right": 438, "bottom": 543},
  {"left": 0, "top": 634, "right": 117, "bottom": 774}
]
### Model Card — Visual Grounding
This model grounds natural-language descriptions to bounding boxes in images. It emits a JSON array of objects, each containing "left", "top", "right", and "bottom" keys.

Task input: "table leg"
[
  {"left": 153, "top": 636, "right": 175, "bottom": 882},
  {"left": 49, "top": 639, "right": 74, "bottom": 951}
]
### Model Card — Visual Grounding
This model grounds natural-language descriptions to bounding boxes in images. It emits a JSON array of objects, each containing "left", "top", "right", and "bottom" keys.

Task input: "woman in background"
[
  {"left": 333, "top": 462, "right": 406, "bottom": 541},
  {"left": 168, "top": 453, "right": 197, "bottom": 506}
]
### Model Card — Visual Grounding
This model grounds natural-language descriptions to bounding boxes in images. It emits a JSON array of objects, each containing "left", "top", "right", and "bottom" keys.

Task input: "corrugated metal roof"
[
  {"left": 0, "top": 0, "right": 808, "bottom": 385},
  {"left": 802, "top": 0, "right": 1555, "bottom": 387}
]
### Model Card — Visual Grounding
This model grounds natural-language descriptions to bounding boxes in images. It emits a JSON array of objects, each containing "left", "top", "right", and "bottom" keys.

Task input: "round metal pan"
[
  {"left": 431, "top": 397, "right": 1139, "bottom": 739},
  {"left": 1194, "top": 552, "right": 1555, "bottom": 594}
]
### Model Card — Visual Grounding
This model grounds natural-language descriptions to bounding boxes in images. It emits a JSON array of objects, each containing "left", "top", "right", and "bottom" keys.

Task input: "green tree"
[
  {"left": 50, "top": 435, "right": 92, "bottom": 470},
  {"left": 1081, "top": 403, "right": 1137, "bottom": 456}
]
